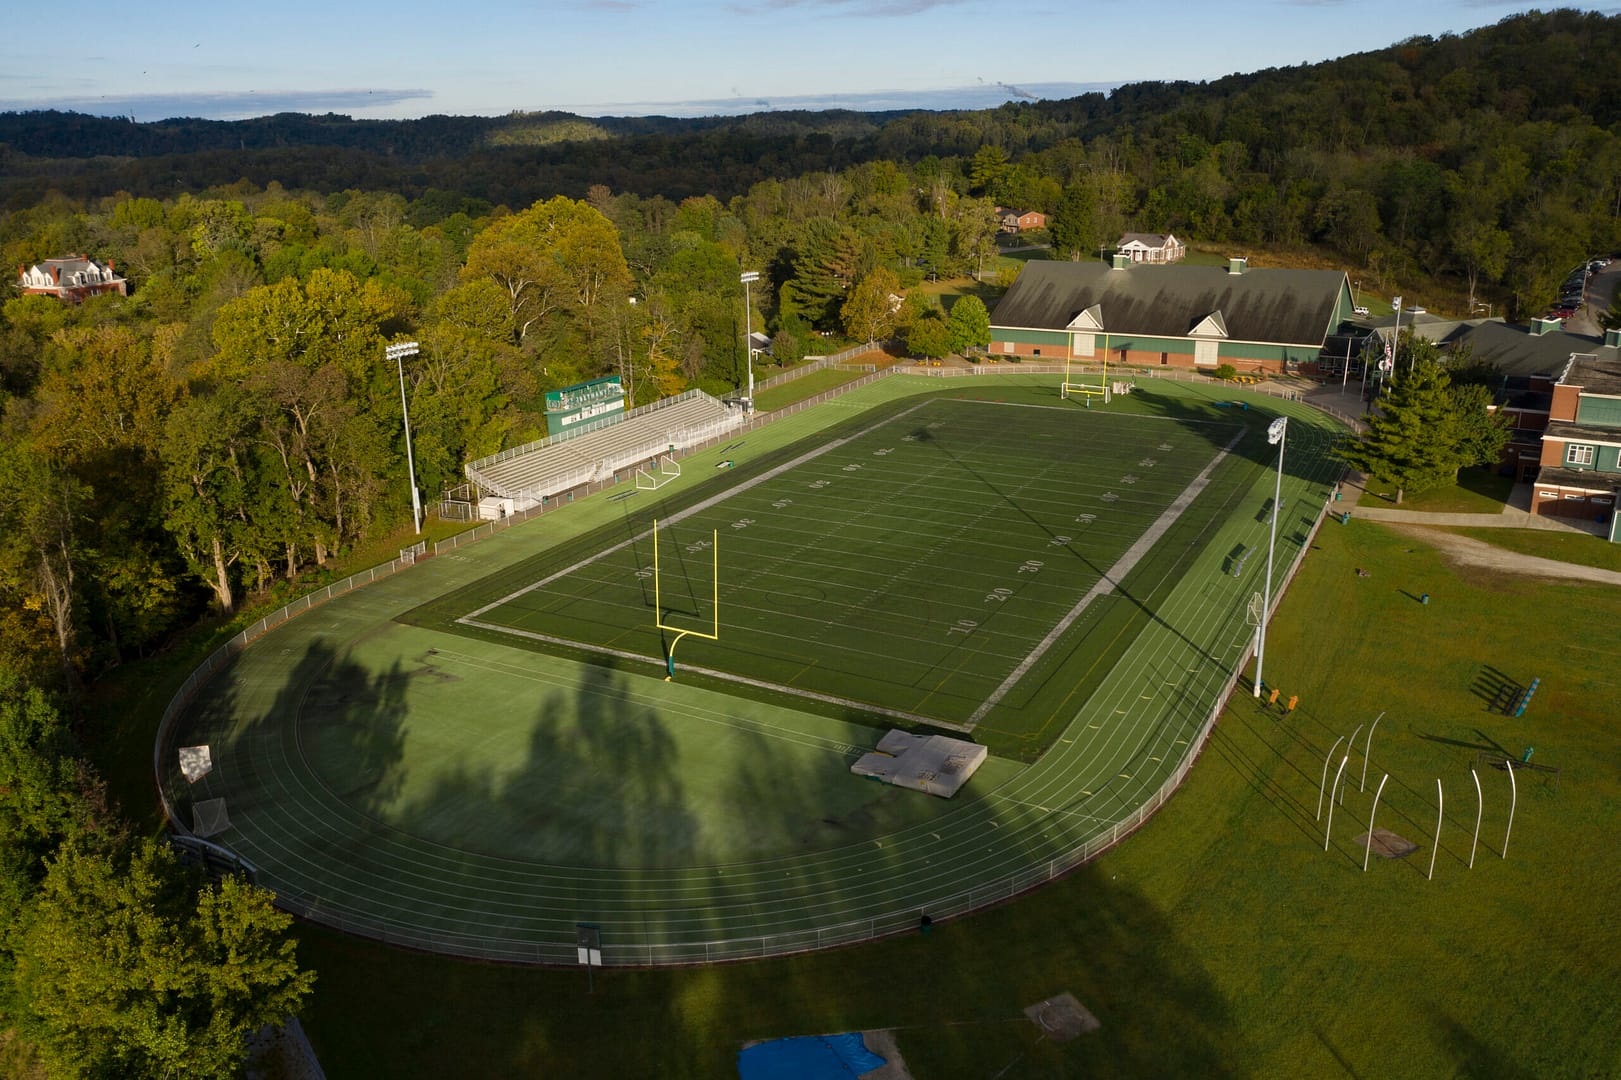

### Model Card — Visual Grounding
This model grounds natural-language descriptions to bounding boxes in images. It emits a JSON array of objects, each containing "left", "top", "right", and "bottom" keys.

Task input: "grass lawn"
[
  {"left": 284, "top": 504, "right": 1621, "bottom": 1078},
  {"left": 751, "top": 365, "right": 873, "bottom": 410},
  {"left": 1363, "top": 469, "right": 1515, "bottom": 513}
]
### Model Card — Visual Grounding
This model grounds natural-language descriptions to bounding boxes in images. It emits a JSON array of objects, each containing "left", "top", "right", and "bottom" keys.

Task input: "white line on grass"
[
  {"left": 461, "top": 401, "right": 936, "bottom": 622},
  {"left": 967, "top": 425, "right": 1248, "bottom": 726},
  {"left": 457, "top": 618, "right": 974, "bottom": 732}
]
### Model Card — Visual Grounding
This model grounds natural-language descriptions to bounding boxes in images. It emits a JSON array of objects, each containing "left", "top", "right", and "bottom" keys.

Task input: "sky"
[{"left": 1, "top": 2, "right": 1609, "bottom": 122}]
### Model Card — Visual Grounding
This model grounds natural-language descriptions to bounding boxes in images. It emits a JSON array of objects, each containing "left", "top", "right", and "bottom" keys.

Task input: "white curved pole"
[
  {"left": 1470, "top": 769, "right": 1483, "bottom": 869},
  {"left": 1363, "top": 772, "right": 1389, "bottom": 872},
  {"left": 1360, "top": 711, "right": 1384, "bottom": 792},
  {"left": 1318, "top": 735, "right": 1346, "bottom": 821},
  {"left": 1428, "top": 779, "right": 1443, "bottom": 880},
  {"left": 1325, "top": 755, "right": 1349, "bottom": 852},
  {"left": 1346, "top": 720, "right": 1364, "bottom": 784},
  {"left": 1503, "top": 758, "right": 1517, "bottom": 858}
]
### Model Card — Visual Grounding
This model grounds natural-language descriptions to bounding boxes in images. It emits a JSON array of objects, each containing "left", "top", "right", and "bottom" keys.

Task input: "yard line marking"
[
  {"left": 463, "top": 401, "right": 936, "bottom": 621},
  {"left": 966, "top": 426, "right": 1245, "bottom": 726},
  {"left": 456, "top": 618, "right": 972, "bottom": 731}
]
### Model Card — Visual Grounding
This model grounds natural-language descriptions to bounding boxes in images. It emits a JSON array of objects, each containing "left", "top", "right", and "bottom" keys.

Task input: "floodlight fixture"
[
  {"left": 1253, "top": 415, "right": 1287, "bottom": 697},
  {"left": 388, "top": 340, "right": 423, "bottom": 534}
]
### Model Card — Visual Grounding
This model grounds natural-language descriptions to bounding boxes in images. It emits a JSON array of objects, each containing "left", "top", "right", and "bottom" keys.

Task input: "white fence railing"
[
  {"left": 753, "top": 342, "right": 878, "bottom": 391},
  {"left": 154, "top": 552, "right": 425, "bottom": 838},
  {"left": 157, "top": 362, "right": 1355, "bottom": 965}
]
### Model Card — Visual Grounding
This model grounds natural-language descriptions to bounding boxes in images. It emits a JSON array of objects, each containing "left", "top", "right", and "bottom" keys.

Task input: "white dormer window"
[{"left": 1566, "top": 444, "right": 1595, "bottom": 467}]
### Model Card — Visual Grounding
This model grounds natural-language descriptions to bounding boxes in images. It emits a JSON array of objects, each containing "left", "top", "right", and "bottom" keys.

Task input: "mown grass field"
[{"left": 287, "top": 511, "right": 1621, "bottom": 1077}]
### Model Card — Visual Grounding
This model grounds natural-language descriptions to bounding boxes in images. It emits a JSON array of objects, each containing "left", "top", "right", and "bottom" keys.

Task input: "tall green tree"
[
  {"left": 905, "top": 310, "right": 951, "bottom": 360},
  {"left": 1337, "top": 355, "right": 1502, "bottom": 502},
  {"left": 13, "top": 839, "right": 315, "bottom": 1080},
  {"left": 840, "top": 268, "right": 902, "bottom": 345},
  {"left": 1048, "top": 184, "right": 1096, "bottom": 261},
  {"left": 945, "top": 295, "right": 991, "bottom": 354}
]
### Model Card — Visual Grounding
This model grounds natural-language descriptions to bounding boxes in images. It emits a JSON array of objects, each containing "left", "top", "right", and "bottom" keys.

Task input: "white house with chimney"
[{"left": 17, "top": 255, "right": 128, "bottom": 303}]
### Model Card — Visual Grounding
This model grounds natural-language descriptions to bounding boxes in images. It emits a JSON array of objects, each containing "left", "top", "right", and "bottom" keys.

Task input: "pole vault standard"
[{"left": 652, "top": 519, "right": 719, "bottom": 680}]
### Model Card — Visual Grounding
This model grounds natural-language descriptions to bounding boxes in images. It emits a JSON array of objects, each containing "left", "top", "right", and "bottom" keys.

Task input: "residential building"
[
  {"left": 996, "top": 208, "right": 1048, "bottom": 233},
  {"left": 1116, "top": 233, "right": 1186, "bottom": 264},
  {"left": 17, "top": 255, "right": 128, "bottom": 303}
]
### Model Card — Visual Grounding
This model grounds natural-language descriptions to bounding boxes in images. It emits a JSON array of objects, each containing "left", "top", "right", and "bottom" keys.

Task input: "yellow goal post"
[
  {"left": 1061, "top": 345, "right": 1111, "bottom": 405},
  {"left": 653, "top": 519, "right": 718, "bottom": 679}
]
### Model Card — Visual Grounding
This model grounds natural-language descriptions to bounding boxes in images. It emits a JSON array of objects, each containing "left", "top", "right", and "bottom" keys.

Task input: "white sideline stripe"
[
  {"left": 459, "top": 618, "right": 974, "bottom": 733},
  {"left": 953, "top": 398, "right": 1232, "bottom": 425},
  {"left": 425, "top": 647, "right": 868, "bottom": 757},
  {"left": 968, "top": 425, "right": 1248, "bottom": 726},
  {"left": 462, "top": 400, "right": 935, "bottom": 622}
]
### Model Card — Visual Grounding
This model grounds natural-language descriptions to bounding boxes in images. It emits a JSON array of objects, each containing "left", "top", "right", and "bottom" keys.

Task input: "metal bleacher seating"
[{"left": 465, "top": 390, "right": 744, "bottom": 504}]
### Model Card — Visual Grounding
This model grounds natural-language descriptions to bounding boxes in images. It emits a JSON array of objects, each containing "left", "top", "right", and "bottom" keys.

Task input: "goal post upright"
[
  {"left": 652, "top": 519, "right": 719, "bottom": 679},
  {"left": 1061, "top": 334, "right": 1111, "bottom": 405}
]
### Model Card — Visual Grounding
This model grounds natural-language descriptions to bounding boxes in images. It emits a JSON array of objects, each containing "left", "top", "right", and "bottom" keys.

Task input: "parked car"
[
  {"left": 1546, "top": 306, "right": 1577, "bottom": 320},
  {"left": 1353, "top": 305, "right": 1370, "bottom": 317}
]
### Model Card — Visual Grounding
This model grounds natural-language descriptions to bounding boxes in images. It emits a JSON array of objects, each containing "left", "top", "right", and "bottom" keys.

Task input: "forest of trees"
[{"left": 0, "top": 10, "right": 1618, "bottom": 1073}]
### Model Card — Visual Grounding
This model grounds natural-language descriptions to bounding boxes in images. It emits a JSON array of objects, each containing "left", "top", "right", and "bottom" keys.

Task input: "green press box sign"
[{"left": 545, "top": 376, "right": 626, "bottom": 429}]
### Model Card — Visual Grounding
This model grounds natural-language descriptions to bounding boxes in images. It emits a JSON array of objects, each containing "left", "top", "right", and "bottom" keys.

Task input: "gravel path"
[
  {"left": 1382, "top": 524, "right": 1621, "bottom": 584},
  {"left": 1330, "top": 472, "right": 1621, "bottom": 584}
]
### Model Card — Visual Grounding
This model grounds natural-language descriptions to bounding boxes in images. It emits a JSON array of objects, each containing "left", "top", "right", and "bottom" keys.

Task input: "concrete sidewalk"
[{"left": 1335, "top": 476, "right": 1606, "bottom": 536}]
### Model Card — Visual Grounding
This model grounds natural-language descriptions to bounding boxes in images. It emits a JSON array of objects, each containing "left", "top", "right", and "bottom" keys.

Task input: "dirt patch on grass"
[
  {"left": 1355, "top": 828, "right": 1418, "bottom": 859},
  {"left": 1024, "top": 992, "right": 1101, "bottom": 1042},
  {"left": 1388, "top": 525, "right": 1621, "bottom": 585}
]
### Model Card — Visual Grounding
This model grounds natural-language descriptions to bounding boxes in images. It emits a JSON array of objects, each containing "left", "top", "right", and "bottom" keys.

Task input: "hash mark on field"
[{"left": 965, "top": 424, "right": 1245, "bottom": 727}]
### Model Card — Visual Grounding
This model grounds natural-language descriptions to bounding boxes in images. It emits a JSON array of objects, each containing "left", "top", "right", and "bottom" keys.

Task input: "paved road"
[{"left": 1563, "top": 256, "right": 1616, "bottom": 337}]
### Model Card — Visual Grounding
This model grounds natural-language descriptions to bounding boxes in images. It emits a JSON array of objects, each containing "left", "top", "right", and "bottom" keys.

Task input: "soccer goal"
[
  {"left": 1061, "top": 352, "right": 1111, "bottom": 406},
  {"left": 637, "top": 454, "right": 682, "bottom": 490}
]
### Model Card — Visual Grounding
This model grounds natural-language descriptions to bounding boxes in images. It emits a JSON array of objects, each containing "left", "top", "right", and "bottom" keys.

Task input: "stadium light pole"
[
  {"left": 386, "top": 341, "right": 423, "bottom": 535},
  {"left": 740, "top": 270, "right": 760, "bottom": 411},
  {"left": 1253, "top": 416, "right": 1287, "bottom": 698},
  {"left": 1383, "top": 295, "right": 1403, "bottom": 394}
]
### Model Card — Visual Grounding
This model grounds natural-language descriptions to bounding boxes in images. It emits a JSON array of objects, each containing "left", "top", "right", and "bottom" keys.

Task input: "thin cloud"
[{"left": 0, "top": 88, "right": 434, "bottom": 121}]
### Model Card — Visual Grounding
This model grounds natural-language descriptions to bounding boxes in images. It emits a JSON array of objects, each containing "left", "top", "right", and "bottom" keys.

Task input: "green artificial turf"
[
  {"left": 290, "top": 511, "right": 1621, "bottom": 1079},
  {"left": 439, "top": 397, "right": 1233, "bottom": 731}
]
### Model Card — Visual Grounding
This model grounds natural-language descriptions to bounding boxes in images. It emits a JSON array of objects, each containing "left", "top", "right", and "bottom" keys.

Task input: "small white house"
[{"left": 1116, "top": 233, "right": 1187, "bottom": 264}]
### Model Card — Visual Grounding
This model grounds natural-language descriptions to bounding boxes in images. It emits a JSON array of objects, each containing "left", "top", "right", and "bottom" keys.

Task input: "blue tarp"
[{"left": 737, "top": 1033, "right": 886, "bottom": 1079}]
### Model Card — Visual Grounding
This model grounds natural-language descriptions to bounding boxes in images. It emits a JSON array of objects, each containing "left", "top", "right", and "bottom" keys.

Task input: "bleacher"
[{"left": 465, "top": 390, "right": 743, "bottom": 503}]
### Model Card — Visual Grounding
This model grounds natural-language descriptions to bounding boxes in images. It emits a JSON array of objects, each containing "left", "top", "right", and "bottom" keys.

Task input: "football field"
[
  {"left": 427, "top": 394, "right": 1249, "bottom": 741},
  {"left": 166, "top": 374, "right": 1349, "bottom": 963}
]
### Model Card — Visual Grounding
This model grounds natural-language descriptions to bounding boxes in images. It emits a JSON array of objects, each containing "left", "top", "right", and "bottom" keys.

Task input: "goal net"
[{"left": 637, "top": 454, "right": 682, "bottom": 490}]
